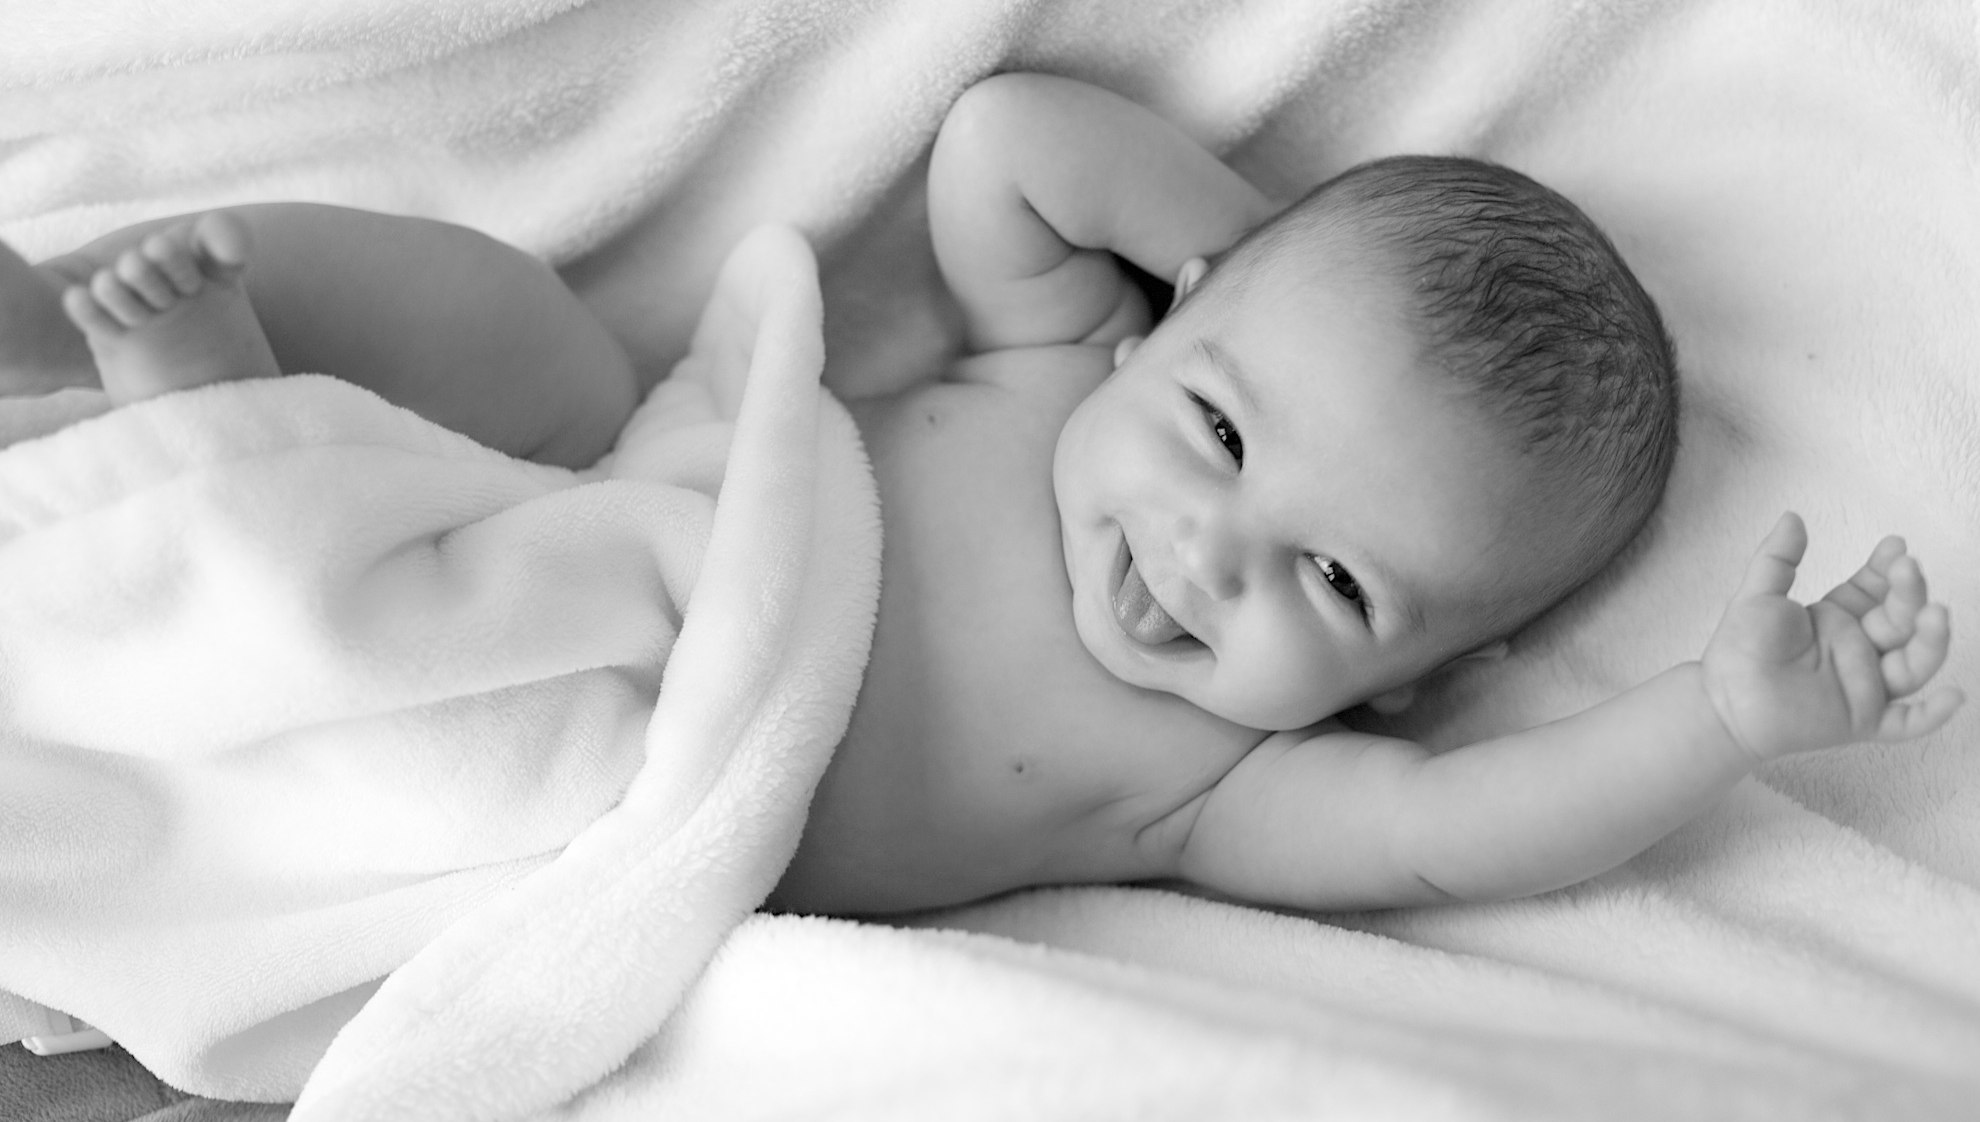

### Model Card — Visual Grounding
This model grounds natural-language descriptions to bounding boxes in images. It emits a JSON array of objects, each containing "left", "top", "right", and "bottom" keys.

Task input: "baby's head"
[{"left": 1054, "top": 154, "right": 1679, "bottom": 730}]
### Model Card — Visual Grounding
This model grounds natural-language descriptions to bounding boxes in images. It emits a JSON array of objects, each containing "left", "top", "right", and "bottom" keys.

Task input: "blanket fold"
[{"left": 0, "top": 225, "right": 882, "bottom": 1116}]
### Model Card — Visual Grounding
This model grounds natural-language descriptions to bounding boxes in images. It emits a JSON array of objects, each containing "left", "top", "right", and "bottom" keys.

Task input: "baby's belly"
[{"left": 776, "top": 368, "right": 1261, "bottom": 915}]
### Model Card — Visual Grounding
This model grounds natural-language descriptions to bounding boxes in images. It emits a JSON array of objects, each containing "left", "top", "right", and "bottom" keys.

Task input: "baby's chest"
[
  {"left": 848, "top": 373, "right": 1259, "bottom": 875},
  {"left": 856, "top": 367, "right": 1072, "bottom": 511}
]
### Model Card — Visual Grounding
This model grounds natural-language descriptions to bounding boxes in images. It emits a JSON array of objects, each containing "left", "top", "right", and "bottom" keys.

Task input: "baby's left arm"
[{"left": 1172, "top": 513, "right": 1961, "bottom": 910}]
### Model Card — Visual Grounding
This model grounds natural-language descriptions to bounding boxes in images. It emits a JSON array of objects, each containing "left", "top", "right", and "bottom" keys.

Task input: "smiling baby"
[{"left": 5, "top": 73, "right": 1958, "bottom": 920}]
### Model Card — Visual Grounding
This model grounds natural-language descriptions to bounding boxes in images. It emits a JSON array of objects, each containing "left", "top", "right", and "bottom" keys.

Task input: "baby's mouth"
[{"left": 1112, "top": 539, "right": 1191, "bottom": 647}]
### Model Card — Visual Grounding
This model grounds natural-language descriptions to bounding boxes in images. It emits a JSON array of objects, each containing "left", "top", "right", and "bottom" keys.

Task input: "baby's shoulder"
[
  {"left": 856, "top": 341, "right": 1108, "bottom": 448},
  {"left": 944, "top": 340, "right": 1113, "bottom": 402}
]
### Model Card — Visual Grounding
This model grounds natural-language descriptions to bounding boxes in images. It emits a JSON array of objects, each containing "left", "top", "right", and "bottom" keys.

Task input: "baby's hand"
[{"left": 1700, "top": 512, "right": 1962, "bottom": 762}]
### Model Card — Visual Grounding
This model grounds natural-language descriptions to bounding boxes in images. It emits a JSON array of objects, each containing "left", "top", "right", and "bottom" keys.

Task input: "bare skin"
[
  {"left": 58, "top": 211, "right": 280, "bottom": 400},
  {"left": 773, "top": 75, "right": 1962, "bottom": 914},
  {"left": 787, "top": 350, "right": 1262, "bottom": 911},
  {"left": 2, "top": 204, "right": 636, "bottom": 468},
  {"left": 0, "top": 237, "right": 94, "bottom": 395}
]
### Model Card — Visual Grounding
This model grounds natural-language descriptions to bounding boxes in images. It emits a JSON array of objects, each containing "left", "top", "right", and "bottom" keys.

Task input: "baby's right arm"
[
  {"left": 928, "top": 73, "right": 1275, "bottom": 353},
  {"left": 1172, "top": 515, "right": 1962, "bottom": 911}
]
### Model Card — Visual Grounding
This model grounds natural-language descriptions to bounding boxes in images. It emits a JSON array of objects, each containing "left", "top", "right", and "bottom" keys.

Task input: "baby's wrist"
[{"left": 1676, "top": 660, "right": 1769, "bottom": 770}]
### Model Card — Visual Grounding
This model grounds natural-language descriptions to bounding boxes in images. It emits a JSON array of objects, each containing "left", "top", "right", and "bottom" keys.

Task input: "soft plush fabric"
[
  {"left": 0, "top": 226, "right": 882, "bottom": 1117},
  {"left": 1, "top": 1, "right": 1975, "bottom": 1119}
]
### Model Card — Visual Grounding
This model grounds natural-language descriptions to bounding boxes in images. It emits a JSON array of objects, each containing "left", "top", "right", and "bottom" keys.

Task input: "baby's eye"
[
  {"left": 1314, "top": 556, "right": 1365, "bottom": 611},
  {"left": 1190, "top": 393, "right": 1243, "bottom": 466}
]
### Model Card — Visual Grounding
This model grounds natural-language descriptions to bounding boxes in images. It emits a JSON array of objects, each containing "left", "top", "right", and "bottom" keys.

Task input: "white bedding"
[
  {"left": 2, "top": 0, "right": 1976, "bottom": 1118},
  {"left": 0, "top": 225, "right": 883, "bottom": 1118}
]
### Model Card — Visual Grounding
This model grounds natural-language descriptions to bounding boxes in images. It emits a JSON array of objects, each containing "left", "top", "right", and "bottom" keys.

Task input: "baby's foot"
[
  {"left": 60, "top": 212, "right": 280, "bottom": 403},
  {"left": 0, "top": 239, "right": 96, "bottom": 395}
]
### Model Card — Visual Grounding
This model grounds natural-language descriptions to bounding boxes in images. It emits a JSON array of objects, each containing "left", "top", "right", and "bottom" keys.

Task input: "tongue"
[{"left": 1114, "top": 559, "right": 1187, "bottom": 645}]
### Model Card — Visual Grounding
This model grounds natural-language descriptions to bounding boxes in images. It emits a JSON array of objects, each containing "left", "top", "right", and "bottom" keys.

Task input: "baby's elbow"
[
  {"left": 939, "top": 75, "right": 1021, "bottom": 148},
  {"left": 939, "top": 73, "right": 1075, "bottom": 157},
  {"left": 1400, "top": 869, "right": 1473, "bottom": 907},
  {"left": 930, "top": 83, "right": 1013, "bottom": 213},
  {"left": 950, "top": 72, "right": 1051, "bottom": 114}
]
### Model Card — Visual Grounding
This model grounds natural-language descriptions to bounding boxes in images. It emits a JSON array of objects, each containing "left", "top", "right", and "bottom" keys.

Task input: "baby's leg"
[
  {"left": 47, "top": 203, "right": 637, "bottom": 467},
  {"left": 61, "top": 212, "right": 280, "bottom": 403},
  {"left": 0, "top": 238, "right": 95, "bottom": 395}
]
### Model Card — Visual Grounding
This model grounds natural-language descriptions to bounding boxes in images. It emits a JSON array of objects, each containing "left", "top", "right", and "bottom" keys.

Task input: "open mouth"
[{"left": 1111, "top": 535, "right": 1195, "bottom": 648}]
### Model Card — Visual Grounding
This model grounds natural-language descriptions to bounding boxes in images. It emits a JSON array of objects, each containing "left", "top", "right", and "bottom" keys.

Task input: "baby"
[{"left": 0, "top": 74, "right": 1958, "bottom": 917}]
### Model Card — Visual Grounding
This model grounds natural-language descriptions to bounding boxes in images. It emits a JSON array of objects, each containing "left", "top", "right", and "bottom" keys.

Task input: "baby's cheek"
[
  {"left": 1259, "top": 623, "right": 1355, "bottom": 725},
  {"left": 1090, "top": 391, "right": 1173, "bottom": 471}
]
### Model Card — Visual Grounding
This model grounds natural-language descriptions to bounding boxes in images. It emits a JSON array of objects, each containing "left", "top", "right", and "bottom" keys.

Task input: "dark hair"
[{"left": 1219, "top": 154, "right": 1679, "bottom": 622}]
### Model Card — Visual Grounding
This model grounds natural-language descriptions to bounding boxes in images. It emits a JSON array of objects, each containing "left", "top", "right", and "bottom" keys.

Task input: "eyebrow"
[{"left": 1194, "top": 339, "right": 1261, "bottom": 418}]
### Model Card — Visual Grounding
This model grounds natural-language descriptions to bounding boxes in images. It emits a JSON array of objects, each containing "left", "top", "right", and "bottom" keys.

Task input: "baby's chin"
[{"left": 1070, "top": 604, "right": 1336, "bottom": 731}]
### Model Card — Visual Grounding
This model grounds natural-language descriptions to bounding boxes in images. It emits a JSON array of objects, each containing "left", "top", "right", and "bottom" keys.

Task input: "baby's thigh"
[
  {"left": 60, "top": 203, "right": 608, "bottom": 383},
  {"left": 233, "top": 204, "right": 606, "bottom": 377}
]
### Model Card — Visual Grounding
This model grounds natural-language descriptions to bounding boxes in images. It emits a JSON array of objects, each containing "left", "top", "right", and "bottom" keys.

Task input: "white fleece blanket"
[
  {"left": 0, "top": 223, "right": 881, "bottom": 1116},
  {"left": 3, "top": 1, "right": 1977, "bottom": 1119}
]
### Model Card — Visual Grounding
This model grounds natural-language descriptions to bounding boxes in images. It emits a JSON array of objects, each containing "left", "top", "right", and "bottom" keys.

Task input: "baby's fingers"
[
  {"left": 1859, "top": 554, "right": 1927, "bottom": 650},
  {"left": 1736, "top": 512, "right": 1807, "bottom": 600},
  {"left": 1882, "top": 601, "right": 1952, "bottom": 696},
  {"left": 1873, "top": 684, "right": 1965, "bottom": 743},
  {"left": 1821, "top": 535, "right": 1905, "bottom": 617}
]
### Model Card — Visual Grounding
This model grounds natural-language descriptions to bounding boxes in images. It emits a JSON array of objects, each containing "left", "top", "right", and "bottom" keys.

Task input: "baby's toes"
[
  {"left": 189, "top": 212, "right": 252, "bottom": 283},
  {"left": 140, "top": 230, "right": 205, "bottom": 297},
  {"left": 60, "top": 283, "right": 125, "bottom": 338},
  {"left": 87, "top": 263, "right": 159, "bottom": 328},
  {"left": 113, "top": 247, "right": 182, "bottom": 311}
]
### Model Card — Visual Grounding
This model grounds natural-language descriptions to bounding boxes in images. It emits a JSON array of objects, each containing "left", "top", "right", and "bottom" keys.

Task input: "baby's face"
[{"left": 1053, "top": 261, "right": 1541, "bottom": 730}]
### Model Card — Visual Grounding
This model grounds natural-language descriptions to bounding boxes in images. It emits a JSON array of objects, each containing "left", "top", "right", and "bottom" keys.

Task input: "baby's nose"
[{"left": 1173, "top": 514, "right": 1243, "bottom": 600}]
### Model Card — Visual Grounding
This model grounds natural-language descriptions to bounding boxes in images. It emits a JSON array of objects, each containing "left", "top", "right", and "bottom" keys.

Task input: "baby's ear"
[
  {"left": 1366, "top": 683, "right": 1417, "bottom": 715},
  {"left": 1170, "top": 257, "right": 1210, "bottom": 311}
]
